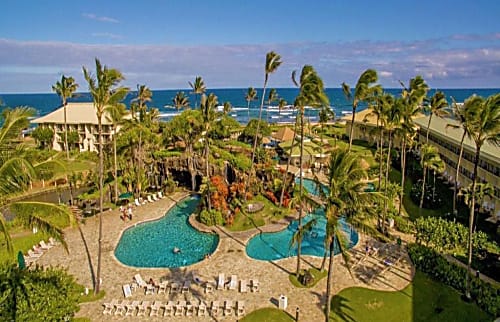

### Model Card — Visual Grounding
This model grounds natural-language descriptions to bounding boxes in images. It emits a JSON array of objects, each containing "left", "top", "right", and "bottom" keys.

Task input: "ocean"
[{"left": 1, "top": 88, "right": 498, "bottom": 125}]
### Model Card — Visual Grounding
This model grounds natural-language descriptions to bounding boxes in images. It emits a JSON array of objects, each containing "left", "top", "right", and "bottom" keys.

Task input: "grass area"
[
  {"left": 0, "top": 231, "right": 55, "bottom": 263},
  {"left": 240, "top": 307, "right": 295, "bottom": 322},
  {"left": 289, "top": 268, "right": 328, "bottom": 288},
  {"left": 228, "top": 195, "right": 291, "bottom": 232},
  {"left": 330, "top": 271, "right": 491, "bottom": 322}
]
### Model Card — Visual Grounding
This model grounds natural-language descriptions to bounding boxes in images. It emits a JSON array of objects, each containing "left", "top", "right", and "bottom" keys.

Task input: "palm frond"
[{"left": 0, "top": 215, "right": 14, "bottom": 254}]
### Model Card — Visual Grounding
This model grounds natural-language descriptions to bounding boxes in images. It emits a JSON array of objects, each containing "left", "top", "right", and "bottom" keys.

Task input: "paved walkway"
[{"left": 35, "top": 191, "right": 414, "bottom": 321}]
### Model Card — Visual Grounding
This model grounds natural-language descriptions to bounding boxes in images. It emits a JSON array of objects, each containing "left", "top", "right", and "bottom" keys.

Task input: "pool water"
[
  {"left": 114, "top": 195, "right": 219, "bottom": 268},
  {"left": 246, "top": 178, "right": 358, "bottom": 261}
]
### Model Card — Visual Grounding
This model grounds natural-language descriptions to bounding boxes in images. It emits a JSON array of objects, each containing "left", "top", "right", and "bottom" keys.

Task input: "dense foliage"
[
  {"left": 31, "top": 126, "right": 54, "bottom": 149},
  {"left": 408, "top": 244, "right": 499, "bottom": 316},
  {"left": 0, "top": 264, "right": 81, "bottom": 321}
]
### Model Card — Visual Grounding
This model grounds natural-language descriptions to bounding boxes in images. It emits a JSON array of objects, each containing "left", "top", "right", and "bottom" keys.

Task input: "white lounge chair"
[
  {"left": 198, "top": 301, "right": 208, "bottom": 316},
  {"left": 27, "top": 250, "right": 43, "bottom": 258},
  {"left": 158, "top": 191, "right": 165, "bottom": 198},
  {"left": 147, "top": 195, "right": 154, "bottom": 203},
  {"left": 152, "top": 193, "right": 159, "bottom": 201},
  {"left": 125, "top": 300, "right": 140, "bottom": 316},
  {"left": 228, "top": 274, "right": 237, "bottom": 290},
  {"left": 250, "top": 279, "right": 259, "bottom": 292},
  {"left": 164, "top": 301, "right": 174, "bottom": 316},
  {"left": 236, "top": 300, "right": 245, "bottom": 316},
  {"left": 181, "top": 280, "right": 191, "bottom": 293},
  {"left": 175, "top": 300, "right": 186, "bottom": 316},
  {"left": 137, "top": 300, "right": 150, "bottom": 316},
  {"left": 122, "top": 284, "right": 132, "bottom": 298},
  {"left": 48, "top": 237, "right": 60, "bottom": 246},
  {"left": 39, "top": 240, "right": 53, "bottom": 250},
  {"left": 186, "top": 301, "right": 195, "bottom": 316},
  {"left": 211, "top": 301, "right": 220, "bottom": 317},
  {"left": 150, "top": 300, "right": 162, "bottom": 317},
  {"left": 224, "top": 300, "right": 233, "bottom": 316},
  {"left": 114, "top": 300, "right": 128, "bottom": 316},
  {"left": 102, "top": 299, "right": 118, "bottom": 315},
  {"left": 157, "top": 281, "right": 168, "bottom": 294},
  {"left": 32, "top": 246, "right": 44, "bottom": 255},
  {"left": 134, "top": 274, "right": 148, "bottom": 289},
  {"left": 240, "top": 279, "right": 247, "bottom": 293},
  {"left": 170, "top": 282, "right": 180, "bottom": 293},
  {"left": 134, "top": 199, "right": 141, "bottom": 207},
  {"left": 217, "top": 273, "right": 225, "bottom": 290},
  {"left": 145, "top": 283, "right": 155, "bottom": 295}
]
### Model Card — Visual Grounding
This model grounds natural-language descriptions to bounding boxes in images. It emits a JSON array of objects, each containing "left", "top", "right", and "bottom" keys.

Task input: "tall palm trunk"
[
  {"left": 378, "top": 129, "right": 384, "bottom": 189},
  {"left": 205, "top": 139, "right": 212, "bottom": 210},
  {"left": 419, "top": 164, "right": 427, "bottom": 209},
  {"left": 348, "top": 103, "right": 357, "bottom": 152},
  {"left": 250, "top": 80, "right": 269, "bottom": 184},
  {"left": 296, "top": 109, "right": 305, "bottom": 277},
  {"left": 452, "top": 133, "right": 466, "bottom": 221},
  {"left": 64, "top": 103, "right": 69, "bottom": 160},
  {"left": 324, "top": 235, "right": 336, "bottom": 321},
  {"left": 95, "top": 117, "right": 103, "bottom": 294},
  {"left": 383, "top": 131, "right": 393, "bottom": 233},
  {"left": 113, "top": 130, "right": 118, "bottom": 201},
  {"left": 465, "top": 147, "right": 481, "bottom": 299},
  {"left": 426, "top": 114, "right": 433, "bottom": 143},
  {"left": 279, "top": 119, "right": 299, "bottom": 207},
  {"left": 188, "top": 145, "right": 196, "bottom": 191},
  {"left": 398, "top": 139, "right": 407, "bottom": 216}
]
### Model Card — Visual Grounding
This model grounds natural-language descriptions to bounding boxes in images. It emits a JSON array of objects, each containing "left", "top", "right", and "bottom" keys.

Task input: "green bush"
[
  {"left": 199, "top": 209, "right": 224, "bottom": 226},
  {"left": 408, "top": 244, "right": 500, "bottom": 316},
  {"left": 393, "top": 215, "right": 413, "bottom": 234}
]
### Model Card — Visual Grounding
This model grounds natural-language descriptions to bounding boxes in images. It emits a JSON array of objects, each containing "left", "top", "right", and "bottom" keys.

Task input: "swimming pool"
[
  {"left": 114, "top": 195, "right": 219, "bottom": 268},
  {"left": 246, "top": 178, "right": 358, "bottom": 261}
]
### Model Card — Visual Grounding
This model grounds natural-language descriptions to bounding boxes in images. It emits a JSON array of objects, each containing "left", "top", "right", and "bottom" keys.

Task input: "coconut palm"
[
  {"left": 52, "top": 75, "right": 78, "bottom": 160},
  {"left": 248, "top": 52, "right": 282, "bottom": 196},
  {"left": 83, "top": 58, "right": 128, "bottom": 294},
  {"left": 200, "top": 93, "right": 219, "bottom": 210},
  {"left": 278, "top": 98, "right": 287, "bottom": 120},
  {"left": 267, "top": 88, "right": 279, "bottom": 121},
  {"left": 460, "top": 182, "right": 494, "bottom": 233},
  {"left": 173, "top": 91, "right": 190, "bottom": 110},
  {"left": 105, "top": 102, "right": 127, "bottom": 203},
  {"left": 425, "top": 91, "right": 449, "bottom": 143},
  {"left": 188, "top": 76, "right": 206, "bottom": 108},
  {"left": 323, "top": 148, "right": 380, "bottom": 321},
  {"left": 447, "top": 96, "right": 478, "bottom": 220},
  {"left": 418, "top": 144, "right": 444, "bottom": 209},
  {"left": 223, "top": 101, "right": 232, "bottom": 115},
  {"left": 292, "top": 65, "right": 329, "bottom": 277},
  {"left": 462, "top": 93, "right": 500, "bottom": 299},
  {"left": 342, "top": 69, "right": 380, "bottom": 152},
  {"left": 132, "top": 84, "right": 152, "bottom": 121},
  {"left": 0, "top": 107, "right": 73, "bottom": 254}
]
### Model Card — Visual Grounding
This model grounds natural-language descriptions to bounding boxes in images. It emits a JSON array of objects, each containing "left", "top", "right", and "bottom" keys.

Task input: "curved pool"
[
  {"left": 246, "top": 178, "right": 359, "bottom": 261},
  {"left": 115, "top": 195, "right": 219, "bottom": 268}
]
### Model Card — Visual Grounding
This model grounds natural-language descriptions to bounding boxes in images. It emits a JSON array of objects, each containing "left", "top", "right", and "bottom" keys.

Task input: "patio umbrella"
[
  {"left": 17, "top": 250, "right": 26, "bottom": 269},
  {"left": 118, "top": 192, "right": 133, "bottom": 200}
]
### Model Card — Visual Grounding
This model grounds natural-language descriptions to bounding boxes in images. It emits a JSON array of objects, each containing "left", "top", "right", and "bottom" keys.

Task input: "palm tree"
[
  {"left": 248, "top": 52, "right": 282, "bottom": 198},
  {"left": 418, "top": 144, "right": 444, "bottom": 209},
  {"left": 342, "top": 69, "right": 380, "bottom": 152},
  {"left": 52, "top": 75, "right": 78, "bottom": 160},
  {"left": 105, "top": 102, "right": 127, "bottom": 203},
  {"left": 447, "top": 96, "right": 478, "bottom": 220},
  {"left": 245, "top": 86, "right": 257, "bottom": 120},
  {"left": 461, "top": 182, "right": 494, "bottom": 233},
  {"left": 223, "top": 101, "right": 232, "bottom": 115},
  {"left": 278, "top": 98, "right": 287, "bottom": 120},
  {"left": 292, "top": 65, "right": 329, "bottom": 277},
  {"left": 188, "top": 76, "right": 206, "bottom": 108},
  {"left": 267, "top": 88, "right": 279, "bottom": 121},
  {"left": 323, "top": 148, "right": 380, "bottom": 321},
  {"left": 83, "top": 58, "right": 128, "bottom": 294},
  {"left": 173, "top": 91, "right": 190, "bottom": 110},
  {"left": 200, "top": 93, "right": 219, "bottom": 210},
  {"left": 0, "top": 107, "right": 73, "bottom": 253},
  {"left": 132, "top": 84, "right": 152, "bottom": 121},
  {"left": 462, "top": 93, "right": 500, "bottom": 299},
  {"left": 425, "top": 91, "right": 449, "bottom": 143}
]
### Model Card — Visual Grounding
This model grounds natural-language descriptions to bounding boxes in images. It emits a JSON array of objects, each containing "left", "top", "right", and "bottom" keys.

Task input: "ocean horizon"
[{"left": 1, "top": 88, "right": 499, "bottom": 125}]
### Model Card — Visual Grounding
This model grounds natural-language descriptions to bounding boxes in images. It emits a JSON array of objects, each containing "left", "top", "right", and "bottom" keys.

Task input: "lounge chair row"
[
  {"left": 23, "top": 238, "right": 60, "bottom": 265},
  {"left": 134, "top": 192, "right": 165, "bottom": 207},
  {"left": 127, "top": 275, "right": 192, "bottom": 297},
  {"left": 216, "top": 273, "right": 259, "bottom": 293},
  {"left": 103, "top": 299, "right": 245, "bottom": 317}
]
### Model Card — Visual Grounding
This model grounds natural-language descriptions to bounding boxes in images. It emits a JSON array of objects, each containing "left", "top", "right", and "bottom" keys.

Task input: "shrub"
[
  {"left": 408, "top": 244, "right": 500, "bottom": 316},
  {"left": 393, "top": 215, "right": 413, "bottom": 234},
  {"left": 199, "top": 209, "right": 224, "bottom": 226}
]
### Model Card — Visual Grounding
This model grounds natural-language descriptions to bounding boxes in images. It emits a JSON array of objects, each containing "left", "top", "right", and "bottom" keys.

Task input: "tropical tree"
[
  {"left": 323, "top": 148, "right": 380, "bottom": 321},
  {"left": 248, "top": 52, "right": 282, "bottom": 197},
  {"left": 188, "top": 76, "right": 206, "bottom": 108},
  {"left": 278, "top": 97, "right": 287, "bottom": 120},
  {"left": 425, "top": 91, "right": 449, "bottom": 143},
  {"left": 83, "top": 58, "right": 128, "bottom": 294},
  {"left": 131, "top": 84, "right": 152, "bottom": 121},
  {"left": 31, "top": 126, "right": 54, "bottom": 150},
  {"left": 52, "top": 75, "right": 78, "bottom": 160},
  {"left": 418, "top": 144, "right": 444, "bottom": 209},
  {"left": 447, "top": 96, "right": 478, "bottom": 220},
  {"left": 200, "top": 93, "right": 219, "bottom": 210},
  {"left": 342, "top": 69, "right": 380, "bottom": 152},
  {"left": 105, "top": 102, "right": 127, "bottom": 202},
  {"left": 461, "top": 93, "right": 500, "bottom": 299},
  {"left": 292, "top": 65, "right": 329, "bottom": 276},
  {"left": 223, "top": 101, "right": 232, "bottom": 115},
  {"left": 267, "top": 88, "right": 279, "bottom": 121},
  {"left": 461, "top": 182, "right": 494, "bottom": 233},
  {"left": 173, "top": 91, "right": 190, "bottom": 110}
]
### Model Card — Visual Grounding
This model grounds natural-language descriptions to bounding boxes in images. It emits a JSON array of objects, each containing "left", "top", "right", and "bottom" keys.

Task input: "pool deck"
[{"left": 35, "top": 190, "right": 414, "bottom": 321}]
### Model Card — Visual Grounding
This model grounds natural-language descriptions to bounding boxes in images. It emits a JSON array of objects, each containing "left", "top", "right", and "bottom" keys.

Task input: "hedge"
[{"left": 408, "top": 243, "right": 499, "bottom": 316}]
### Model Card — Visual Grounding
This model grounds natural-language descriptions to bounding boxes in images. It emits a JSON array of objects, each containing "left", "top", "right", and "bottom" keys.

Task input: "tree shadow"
[
  {"left": 330, "top": 295, "right": 355, "bottom": 322},
  {"left": 76, "top": 223, "right": 96, "bottom": 290}
]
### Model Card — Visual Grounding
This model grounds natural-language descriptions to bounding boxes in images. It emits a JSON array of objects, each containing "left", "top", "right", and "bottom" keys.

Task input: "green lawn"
[
  {"left": 240, "top": 307, "right": 295, "bottom": 322},
  {"left": 330, "top": 271, "right": 491, "bottom": 322}
]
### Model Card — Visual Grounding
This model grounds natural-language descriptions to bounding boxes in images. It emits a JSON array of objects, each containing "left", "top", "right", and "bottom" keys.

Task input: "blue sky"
[{"left": 0, "top": 0, "right": 499, "bottom": 92}]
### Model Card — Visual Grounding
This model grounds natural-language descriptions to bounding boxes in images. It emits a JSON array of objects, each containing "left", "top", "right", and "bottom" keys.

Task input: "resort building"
[
  {"left": 414, "top": 116, "right": 500, "bottom": 222},
  {"left": 31, "top": 102, "right": 129, "bottom": 153}
]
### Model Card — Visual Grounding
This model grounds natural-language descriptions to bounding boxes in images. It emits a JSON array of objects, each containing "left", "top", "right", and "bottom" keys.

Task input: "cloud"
[
  {"left": 82, "top": 13, "right": 119, "bottom": 23},
  {"left": 91, "top": 32, "right": 123, "bottom": 39},
  {"left": 0, "top": 33, "right": 498, "bottom": 93}
]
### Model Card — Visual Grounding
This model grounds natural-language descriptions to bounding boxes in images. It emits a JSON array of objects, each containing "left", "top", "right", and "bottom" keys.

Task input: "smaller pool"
[{"left": 114, "top": 195, "right": 219, "bottom": 268}]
